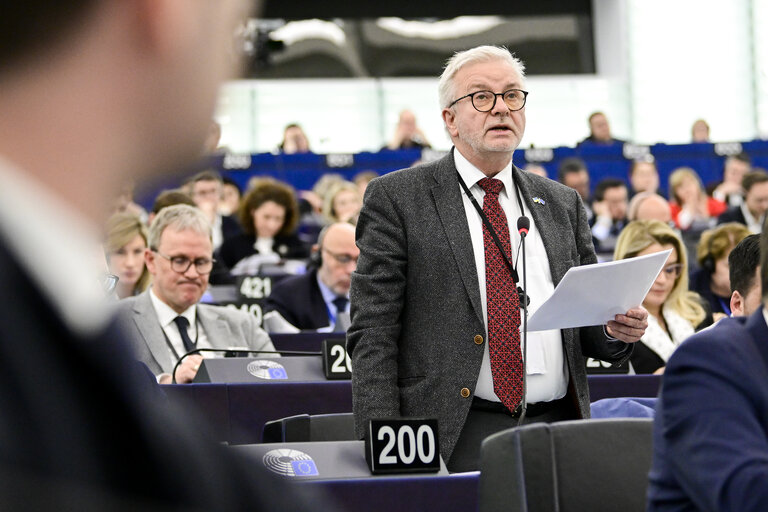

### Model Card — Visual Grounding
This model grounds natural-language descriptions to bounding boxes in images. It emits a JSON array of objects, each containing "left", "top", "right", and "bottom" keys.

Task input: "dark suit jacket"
[
  {"left": 647, "top": 311, "right": 768, "bottom": 511},
  {"left": 221, "top": 213, "right": 243, "bottom": 241},
  {"left": 348, "top": 151, "right": 632, "bottom": 461},
  {"left": 717, "top": 205, "right": 747, "bottom": 226},
  {"left": 0, "top": 242, "right": 306, "bottom": 510},
  {"left": 264, "top": 267, "right": 330, "bottom": 330}
]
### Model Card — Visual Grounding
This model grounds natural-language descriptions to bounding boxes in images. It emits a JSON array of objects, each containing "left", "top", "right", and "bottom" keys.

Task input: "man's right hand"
[{"left": 159, "top": 354, "right": 204, "bottom": 384}]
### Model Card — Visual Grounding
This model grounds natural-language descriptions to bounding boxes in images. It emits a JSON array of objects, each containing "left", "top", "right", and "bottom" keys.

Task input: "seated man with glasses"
[
  {"left": 114, "top": 204, "right": 276, "bottom": 383},
  {"left": 264, "top": 222, "right": 359, "bottom": 331}
]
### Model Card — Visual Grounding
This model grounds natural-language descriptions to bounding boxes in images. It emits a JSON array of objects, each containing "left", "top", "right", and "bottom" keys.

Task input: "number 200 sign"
[{"left": 365, "top": 418, "right": 441, "bottom": 474}]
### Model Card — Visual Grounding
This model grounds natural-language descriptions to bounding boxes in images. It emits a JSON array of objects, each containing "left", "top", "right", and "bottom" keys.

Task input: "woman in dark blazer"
[{"left": 219, "top": 178, "right": 309, "bottom": 272}]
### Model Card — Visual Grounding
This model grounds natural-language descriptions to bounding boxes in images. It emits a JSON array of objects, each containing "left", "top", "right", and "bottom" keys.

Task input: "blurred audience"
[
  {"left": 717, "top": 169, "right": 768, "bottom": 232},
  {"left": 590, "top": 178, "right": 629, "bottom": 254},
  {"left": 577, "top": 111, "right": 625, "bottom": 146},
  {"left": 265, "top": 222, "right": 358, "bottom": 331},
  {"left": 728, "top": 234, "right": 762, "bottom": 317},
  {"left": 613, "top": 220, "right": 710, "bottom": 374},
  {"left": 104, "top": 213, "right": 151, "bottom": 299},
  {"left": 669, "top": 167, "right": 726, "bottom": 231},
  {"left": 711, "top": 152, "right": 751, "bottom": 207},
  {"left": 322, "top": 180, "right": 363, "bottom": 225},
  {"left": 353, "top": 170, "right": 378, "bottom": 199},
  {"left": 386, "top": 109, "right": 431, "bottom": 150},
  {"left": 689, "top": 223, "right": 751, "bottom": 320},
  {"left": 558, "top": 157, "right": 593, "bottom": 220},
  {"left": 280, "top": 123, "right": 311, "bottom": 154},
  {"left": 148, "top": 189, "right": 196, "bottom": 225},
  {"left": 203, "top": 120, "right": 222, "bottom": 154},
  {"left": 524, "top": 163, "right": 548, "bottom": 178},
  {"left": 628, "top": 158, "right": 661, "bottom": 197},
  {"left": 219, "top": 178, "right": 309, "bottom": 274},
  {"left": 187, "top": 170, "right": 241, "bottom": 250},
  {"left": 628, "top": 192, "right": 673, "bottom": 224},
  {"left": 112, "top": 179, "right": 148, "bottom": 223},
  {"left": 691, "top": 119, "right": 710, "bottom": 143},
  {"left": 219, "top": 176, "right": 242, "bottom": 216}
]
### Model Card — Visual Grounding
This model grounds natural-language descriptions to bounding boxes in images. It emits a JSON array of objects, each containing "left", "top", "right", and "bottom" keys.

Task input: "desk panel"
[{"left": 165, "top": 374, "right": 661, "bottom": 444}]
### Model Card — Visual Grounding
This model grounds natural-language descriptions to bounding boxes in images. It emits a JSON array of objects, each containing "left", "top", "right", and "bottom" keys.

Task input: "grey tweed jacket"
[
  {"left": 114, "top": 290, "right": 275, "bottom": 375},
  {"left": 347, "top": 150, "right": 632, "bottom": 461}
]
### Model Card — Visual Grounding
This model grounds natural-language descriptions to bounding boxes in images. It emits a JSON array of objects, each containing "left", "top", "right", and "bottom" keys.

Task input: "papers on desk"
[
  {"left": 262, "top": 311, "right": 300, "bottom": 333},
  {"left": 527, "top": 250, "right": 670, "bottom": 332}
]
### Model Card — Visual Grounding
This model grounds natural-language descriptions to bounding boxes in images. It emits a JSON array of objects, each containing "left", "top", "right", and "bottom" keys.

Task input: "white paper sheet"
[{"left": 527, "top": 249, "right": 671, "bottom": 332}]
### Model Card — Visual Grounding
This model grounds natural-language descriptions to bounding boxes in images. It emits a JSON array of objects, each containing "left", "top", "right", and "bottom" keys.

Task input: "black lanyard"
[
  {"left": 162, "top": 313, "right": 200, "bottom": 360},
  {"left": 457, "top": 170, "right": 530, "bottom": 307}
]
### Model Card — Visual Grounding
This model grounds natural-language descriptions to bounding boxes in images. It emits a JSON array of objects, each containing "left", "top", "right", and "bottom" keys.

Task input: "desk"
[
  {"left": 301, "top": 471, "right": 479, "bottom": 512},
  {"left": 165, "top": 381, "right": 352, "bottom": 444},
  {"left": 165, "top": 374, "right": 661, "bottom": 445},
  {"left": 270, "top": 332, "right": 342, "bottom": 353}
]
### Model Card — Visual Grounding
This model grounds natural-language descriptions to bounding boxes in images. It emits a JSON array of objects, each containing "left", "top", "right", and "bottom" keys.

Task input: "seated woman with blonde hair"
[
  {"left": 613, "top": 220, "right": 712, "bottom": 374},
  {"left": 104, "top": 212, "right": 151, "bottom": 299},
  {"left": 322, "top": 181, "right": 362, "bottom": 225}
]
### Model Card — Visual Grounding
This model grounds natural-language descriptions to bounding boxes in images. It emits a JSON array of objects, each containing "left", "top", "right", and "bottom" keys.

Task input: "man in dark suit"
[
  {"left": 717, "top": 170, "right": 768, "bottom": 233},
  {"left": 187, "top": 170, "right": 243, "bottom": 250},
  {"left": 348, "top": 45, "right": 648, "bottom": 472},
  {"left": 265, "top": 222, "right": 358, "bottom": 330},
  {"left": 576, "top": 111, "right": 626, "bottom": 146},
  {"left": 114, "top": 204, "right": 276, "bottom": 383},
  {"left": 0, "top": 1, "right": 324, "bottom": 509},
  {"left": 647, "top": 229, "right": 768, "bottom": 511}
]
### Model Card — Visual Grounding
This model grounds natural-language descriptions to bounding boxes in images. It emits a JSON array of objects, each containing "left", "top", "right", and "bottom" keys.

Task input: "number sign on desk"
[
  {"left": 322, "top": 338, "right": 351, "bottom": 379},
  {"left": 365, "top": 418, "right": 440, "bottom": 474}
]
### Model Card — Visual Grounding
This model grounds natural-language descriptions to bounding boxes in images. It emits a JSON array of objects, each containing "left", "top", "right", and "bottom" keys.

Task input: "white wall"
[{"left": 216, "top": 0, "right": 766, "bottom": 153}]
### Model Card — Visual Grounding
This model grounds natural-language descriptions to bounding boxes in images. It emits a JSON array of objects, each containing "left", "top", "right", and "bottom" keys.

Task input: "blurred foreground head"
[{"left": 0, "top": 0, "right": 252, "bottom": 222}]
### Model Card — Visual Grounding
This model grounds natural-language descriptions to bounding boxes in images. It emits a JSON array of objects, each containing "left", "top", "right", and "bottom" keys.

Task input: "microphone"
[
  {"left": 517, "top": 216, "right": 530, "bottom": 238},
  {"left": 516, "top": 215, "right": 529, "bottom": 425},
  {"left": 171, "top": 347, "right": 322, "bottom": 384}
]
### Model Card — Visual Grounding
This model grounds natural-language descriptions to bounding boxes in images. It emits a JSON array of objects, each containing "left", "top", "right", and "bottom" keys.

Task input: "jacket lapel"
[
  {"left": 132, "top": 292, "right": 173, "bottom": 371},
  {"left": 197, "top": 306, "right": 234, "bottom": 349},
  {"left": 430, "top": 153, "right": 484, "bottom": 325},
  {"left": 513, "top": 166, "right": 570, "bottom": 285}
]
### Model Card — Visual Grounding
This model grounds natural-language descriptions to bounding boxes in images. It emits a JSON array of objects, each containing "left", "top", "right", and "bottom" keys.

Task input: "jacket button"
[
  {"left": 460, "top": 388, "right": 471, "bottom": 398},
  {"left": 474, "top": 334, "right": 484, "bottom": 345}
]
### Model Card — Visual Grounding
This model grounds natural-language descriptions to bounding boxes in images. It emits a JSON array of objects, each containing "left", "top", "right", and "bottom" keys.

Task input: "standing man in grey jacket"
[{"left": 348, "top": 46, "right": 648, "bottom": 472}]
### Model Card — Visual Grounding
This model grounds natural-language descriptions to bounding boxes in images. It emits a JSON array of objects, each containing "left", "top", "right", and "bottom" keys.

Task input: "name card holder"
[{"left": 365, "top": 418, "right": 440, "bottom": 474}]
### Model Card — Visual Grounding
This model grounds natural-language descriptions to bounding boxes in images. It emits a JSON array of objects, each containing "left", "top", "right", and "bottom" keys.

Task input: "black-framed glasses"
[
  {"left": 448, "top": 89, "right": 529, "bottom": 112},
  {"left": 153, "top": 250, "right": 215, "bottom": 275},
  {"left": 322, "top": 248, "right": 358, "bottom": 265},
  {"left": 661, "top": 263, "right": 684, "bottom": 278}
]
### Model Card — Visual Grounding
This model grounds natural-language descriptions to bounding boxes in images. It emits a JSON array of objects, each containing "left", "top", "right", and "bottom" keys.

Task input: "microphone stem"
[{"left": 518, "top": 233, "right": 528, "bottom": 426}]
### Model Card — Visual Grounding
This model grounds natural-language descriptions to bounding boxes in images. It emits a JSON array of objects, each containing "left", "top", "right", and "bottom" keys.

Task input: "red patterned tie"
[{"left": 477, "top": 177, "right": 523, "bottom": 413}]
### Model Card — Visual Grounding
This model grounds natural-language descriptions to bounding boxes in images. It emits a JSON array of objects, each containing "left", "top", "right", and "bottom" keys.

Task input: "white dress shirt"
[
  {"left": 149, "top": 287, "right": 213, "bottom": 360},
  {"left": 740, "top": 203, "right": 764, "bottom": 234},
  {"left": 454, "top": 150, "right": 568, "bottom": 404}
]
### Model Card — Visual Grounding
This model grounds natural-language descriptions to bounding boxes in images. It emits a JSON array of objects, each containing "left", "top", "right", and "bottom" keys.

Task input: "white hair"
[
  {"left": 437, "top": 46, "right": 526, "bottom": 109},
  {"left": 148, "top": 204, "right": 212, "bottom": 250}
]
